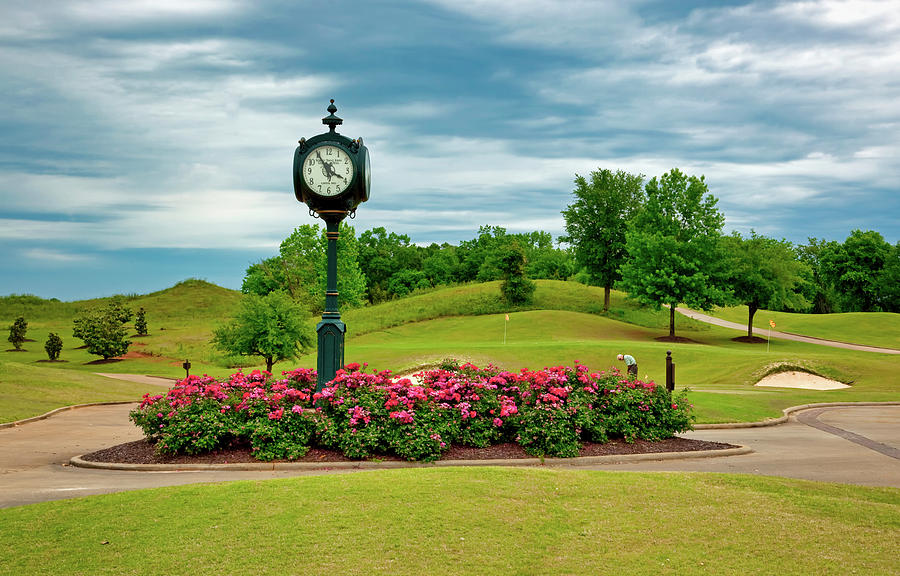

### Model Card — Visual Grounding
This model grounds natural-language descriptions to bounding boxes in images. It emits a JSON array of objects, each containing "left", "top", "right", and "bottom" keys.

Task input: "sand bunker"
[{"left": 755, "top": 371, "right": 849, "bottom": 390}]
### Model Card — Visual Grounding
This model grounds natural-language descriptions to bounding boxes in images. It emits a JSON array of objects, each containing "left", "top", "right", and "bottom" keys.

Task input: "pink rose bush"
[{"left": 130, "top": 360, "right": 693, "bottom": 462}]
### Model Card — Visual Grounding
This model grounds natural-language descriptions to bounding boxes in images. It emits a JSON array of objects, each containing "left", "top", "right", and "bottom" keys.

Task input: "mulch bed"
[
  {"left": 654, "top": 335, "right": 701, "bottom": 344},
  {"left": 83, "top": 437, "right": 737, "bottom": 465},
  {"left": 732, "top": 336, "right": 768, "bottom": 344}
]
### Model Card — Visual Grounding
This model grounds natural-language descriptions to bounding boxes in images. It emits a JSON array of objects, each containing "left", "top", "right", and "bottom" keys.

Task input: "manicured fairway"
[{"left": 1, "top": 468, "right": 897, "bottom": 576}]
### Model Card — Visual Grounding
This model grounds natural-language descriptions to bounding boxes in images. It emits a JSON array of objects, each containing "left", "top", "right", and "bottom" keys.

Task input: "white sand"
[{"left": 754, "top": 371, "right": 849, "bottom": 390}]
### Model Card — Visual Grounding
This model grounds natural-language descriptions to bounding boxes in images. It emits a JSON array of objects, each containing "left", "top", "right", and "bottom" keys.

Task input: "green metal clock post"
[
  {"left": 317, "top": 211, "right": 347, "bottom": 389},
  {"left": 293, "top": 100, "right": 371, "bottom": 391}
]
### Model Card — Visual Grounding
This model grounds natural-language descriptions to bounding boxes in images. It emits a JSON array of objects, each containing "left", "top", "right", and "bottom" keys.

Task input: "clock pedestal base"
[{"left": 316, "top": 318, "right": 345, "bottom": 391}]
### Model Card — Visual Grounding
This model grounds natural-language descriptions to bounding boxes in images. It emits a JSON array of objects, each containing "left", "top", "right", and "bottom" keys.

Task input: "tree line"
[
  {"left": 244, "top": 168, "right": 896, "bottom": 334},
  {"left": 563, "top": 167, "right": 899, "bottom": 338},
  {"left": 241, "top": 224, "right": 574, "bottom": 312}
]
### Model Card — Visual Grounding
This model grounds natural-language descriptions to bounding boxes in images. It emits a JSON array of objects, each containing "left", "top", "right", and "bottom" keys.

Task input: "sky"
[{"left": 1, "top": 0, "right": 898, "bottom": 301}]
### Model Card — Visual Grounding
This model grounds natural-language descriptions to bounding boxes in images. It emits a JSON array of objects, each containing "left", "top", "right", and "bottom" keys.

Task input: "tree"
[
  {"left": 797, "top": 238, "right": 843, "bottom": 313},
  {"left": 619, "top": 168, "right": 729, "bottom": 338},
  {"left": 457, "top": 226, "right": 512, "bottom": 282},
  {"left": 875, "top": 242, "right": 900, "bottom": 313},
  {"left": 212, "top": 291, "right": 314, "bottom": 373},
  {"left": 134, "top": 307, "right": 149, "bottom": 336},
  {"left": 562, "top": 168, "right": 645, "bottom": 310},
  {"left": 44, "top": 332, "right": 63, "bottom": 361},
  {"left": 721, "top": 231, "right": 809, "bottom": 337},
  {"left": 498, "top": 242, "right": 536, "bottom": 305},
  {"left": 243, "top": 224, "right": 367, "bottom": 313},
  {"left": 514, "top": 230, "right": 574, "bottom": 281},
  {"left": 73, "top": 304, "right": 132, "bottom": 360},
  {"left": 7, "top": 316, "right": 27, "bottom": 350},
  {"left": 824, "top": 230, "right": 893, "bottom": 312},
  {"left": 422, "top": 244, "right": 460, "bottom": 287},
  {"left": 243, "top": 257, "right": 289, "bottom": 299},
  {"left": 358, "top": 227, "right": 421, "bottom": 303}
]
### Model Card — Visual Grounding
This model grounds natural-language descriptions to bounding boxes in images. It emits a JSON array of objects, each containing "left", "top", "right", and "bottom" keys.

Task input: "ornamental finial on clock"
[{"left": 322, "top": 99, "right": 343, "bottom": 133}]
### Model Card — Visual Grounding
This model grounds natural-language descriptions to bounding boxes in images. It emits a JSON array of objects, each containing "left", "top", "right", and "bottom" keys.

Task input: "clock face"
[{"left": 302, "top": 144, "right": 353, "bottom": 197}]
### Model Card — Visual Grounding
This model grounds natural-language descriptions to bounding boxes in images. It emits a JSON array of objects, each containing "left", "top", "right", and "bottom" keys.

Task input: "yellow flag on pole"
[
  {"left": 505, "top": 314, "right": 509, "bottom": 321},
  {"left": 769, "top": 320, "right": 776, "bottom": 328}
]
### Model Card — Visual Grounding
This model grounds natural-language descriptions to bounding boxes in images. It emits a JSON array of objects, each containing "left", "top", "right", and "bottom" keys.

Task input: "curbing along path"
[
  {"left": 69, "top": 447, "right": 754, "bottom": 472},
  {"left": 1, "top": 402, "right": 899, "bottom": 508}
]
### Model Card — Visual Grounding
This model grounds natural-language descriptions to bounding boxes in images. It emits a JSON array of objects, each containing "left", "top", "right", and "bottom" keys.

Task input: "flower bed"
[{"left": 130, "top": 360, "right": 693, "bottom": 462}]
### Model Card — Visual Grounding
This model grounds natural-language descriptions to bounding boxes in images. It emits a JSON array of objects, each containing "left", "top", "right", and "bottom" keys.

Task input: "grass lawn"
[
  {"left": 1, "top": 468, "right": 897, "bottom": 575},
  {"left": 0, "top": 361, "right": 158, "bottom": 422}
]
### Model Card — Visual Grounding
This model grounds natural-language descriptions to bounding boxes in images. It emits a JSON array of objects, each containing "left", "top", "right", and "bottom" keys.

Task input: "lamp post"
[{"left": 293, "top": 100, "right": 371, "bottom": 391}]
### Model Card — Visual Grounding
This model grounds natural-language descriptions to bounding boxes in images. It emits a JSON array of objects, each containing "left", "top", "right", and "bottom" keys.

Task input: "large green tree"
[
  {"left": 797, "top": 237, "right": 843, "bottom": 313},
  {"left": 824, "top": 230, "right": 893, "bottom": 312},
  {"left": 243, "top": 224, "right": 367, "bottom": 313},
  {"left": 562, "top": 168, "right": 644, "bottom": 310},
  {"left": 721, "top": 231, "right": 809, "bottom": 337},
  {"left": 358, "top": 227, "right": 422, "bottom": 302},
  {"left": 619, "top": 168, "right": 729, "bottom": 338},
  {"left": 498, "top": 241, "right": 536, "bottom": 305},
  {"left": 212, "top": 291, "right": 314, "bottom": 373}
]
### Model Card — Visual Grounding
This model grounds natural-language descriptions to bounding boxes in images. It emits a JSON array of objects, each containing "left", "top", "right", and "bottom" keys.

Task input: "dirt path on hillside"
[{"left": 676, "top": 307, "right": 900, "bottom": 354}]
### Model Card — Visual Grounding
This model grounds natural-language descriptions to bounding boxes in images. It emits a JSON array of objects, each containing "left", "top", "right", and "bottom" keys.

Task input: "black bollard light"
[
  {"left": 665, "top": 351, "right": 675, "bottom": 392},
  {"left": 182, "top": 359, "right": 191, "bottom": 379}
]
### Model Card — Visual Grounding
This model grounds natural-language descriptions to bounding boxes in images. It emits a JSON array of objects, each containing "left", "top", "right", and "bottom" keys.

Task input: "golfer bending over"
[{"left": 617, "top": 353, "right": 637, "bottom": 377}]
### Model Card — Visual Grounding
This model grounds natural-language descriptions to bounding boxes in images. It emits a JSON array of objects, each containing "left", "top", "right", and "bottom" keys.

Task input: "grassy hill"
[{"left": 1, "top": 278, "right": 898, "bottom": 424}]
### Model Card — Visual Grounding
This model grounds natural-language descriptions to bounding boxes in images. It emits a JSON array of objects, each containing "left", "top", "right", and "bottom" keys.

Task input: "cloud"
[
  {"left": 21, "top": 248, "right": 97, "bottom": 265},
  {"left": 65, "top": 0, "right": 246, "bottom": 24},
  {"left": 1, "top": 0, "right": 898, "bottom": 298}
]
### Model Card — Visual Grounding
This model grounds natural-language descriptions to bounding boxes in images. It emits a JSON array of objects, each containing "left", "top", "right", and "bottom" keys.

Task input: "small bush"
[
  {"left": 44, "top": 332, "right": 63, "bottom": 360},
  {"left": 7, "top": 316, "right": 27, "bottom": 350},
  {"left": 134, "top": 307, "right": 148, "bottom": 336}
]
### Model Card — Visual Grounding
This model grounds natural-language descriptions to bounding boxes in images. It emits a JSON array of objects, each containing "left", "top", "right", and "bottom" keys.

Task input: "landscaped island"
[{"left": 130, "top": 361, "right": 693, "bottom": 462}]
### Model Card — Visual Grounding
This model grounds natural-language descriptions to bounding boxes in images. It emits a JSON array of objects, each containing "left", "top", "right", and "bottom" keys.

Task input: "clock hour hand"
[{"left": 316, "top": 151, "right": 346, "bottom": 182}]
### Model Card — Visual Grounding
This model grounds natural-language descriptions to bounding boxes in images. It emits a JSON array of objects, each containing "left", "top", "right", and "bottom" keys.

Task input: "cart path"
[
  {"left": 1, "top": 403, "right": 898, "bottom": 508},
  {"left": 676, "top": 307, "right": 900, "bottom": 354},
  {"left": 93, "top": 373, "right": 177, "bottom": 386}
]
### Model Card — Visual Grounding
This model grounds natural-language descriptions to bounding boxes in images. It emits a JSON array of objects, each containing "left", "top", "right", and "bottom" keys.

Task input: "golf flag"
[
  {"left": 769, "top": 320, "right": 776, "bottom": 328},
  {"left": 505, "top": 314, "right": 509, "bottom": 321}
]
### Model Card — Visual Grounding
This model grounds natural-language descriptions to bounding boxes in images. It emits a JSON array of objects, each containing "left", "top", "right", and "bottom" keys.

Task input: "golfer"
[{"left": 617, "top": 353, "right": 638, "bottom": 377}]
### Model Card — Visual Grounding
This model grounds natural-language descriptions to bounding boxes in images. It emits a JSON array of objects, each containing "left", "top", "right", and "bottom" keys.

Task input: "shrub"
[
  {"left": 73, "top": 304, "right": 132, "bottom": 360},
  {"left": 130, "top": 361, "right": 693, "bottom": 462},
  {"left": 7, "top": 316, "right": 27, "bottom": 350},
  {"left": 134, "top": 307, "right": 148, "bottom": 336},
  {"left": 44, "top": 332, "right": 63, "bottom": 361},
  {"left": 499, "top": 243, "right": 536, "bottom": 305}
]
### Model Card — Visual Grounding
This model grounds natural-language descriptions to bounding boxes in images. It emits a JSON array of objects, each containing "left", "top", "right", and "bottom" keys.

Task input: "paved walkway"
[
  {"left": 676, "top": 307, "right": 900, "bottom": 354},
  {"left": 1, "top": 403, "right": 898, "bottom": 509}
]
